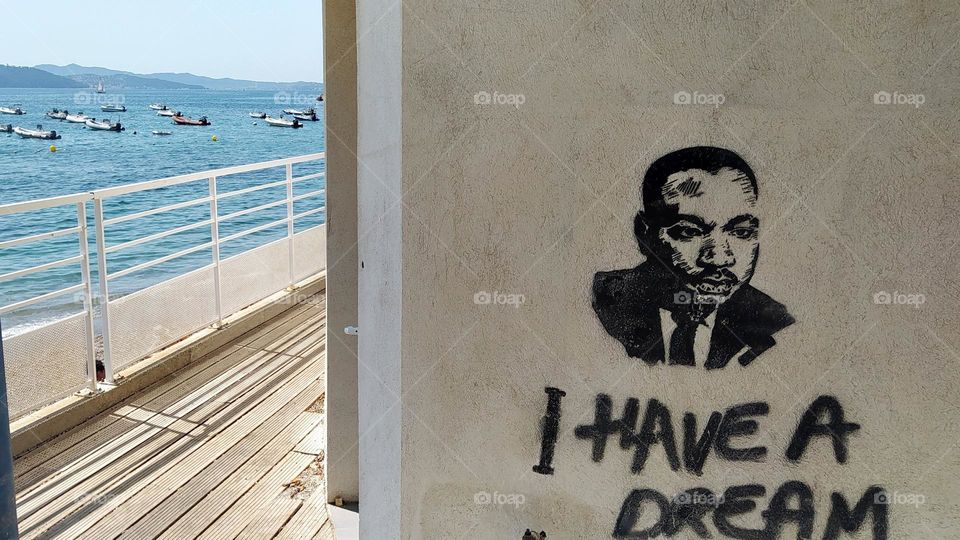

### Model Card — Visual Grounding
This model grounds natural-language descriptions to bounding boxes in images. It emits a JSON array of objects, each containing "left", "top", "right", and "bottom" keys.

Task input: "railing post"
[
  {"left": 209, "top": 177, "right": 224, "bottom": 327},
  {"left": 93, "top": 198, "right": 115, "bottom": 384},
  {"left": 0, "top": 320, "right": 20, "bottom": 539},
  {"left": 286, "top": 163, "right": 296, "bottom": 288},
  {"left": 76, "top": 202, "right": 98, "bottom": 392}
]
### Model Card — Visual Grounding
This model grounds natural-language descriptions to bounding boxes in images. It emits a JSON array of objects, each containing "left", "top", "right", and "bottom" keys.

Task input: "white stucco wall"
[
  {"left": 324, "top": 0, "right": 361, "bottom": 503},
  {"left": 357, "top": 1, "right": 960, "bottom": 538},
  {"left": 357, "top": 0, "right": 402, "bottom": 537}
]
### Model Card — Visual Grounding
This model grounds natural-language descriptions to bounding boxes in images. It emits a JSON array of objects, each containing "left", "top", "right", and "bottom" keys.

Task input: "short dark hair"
[{"left": 641, "top": 146, "right": 757, "bottom": 220}]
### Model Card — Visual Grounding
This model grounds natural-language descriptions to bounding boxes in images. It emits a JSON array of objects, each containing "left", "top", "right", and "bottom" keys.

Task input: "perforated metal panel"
[
  {"left": 3, "top": 312, "right": 89, "bottom": 418},
  {"left": 220, "top": 237, "right": 290, "bottom": 317},
  {"left": 109, "top": 266, "right": 217, "bottom": 370},
  {"left": 106, "top": 226, "right": 326, "bottom": 371},
  {"left": 294, "top": 226, "right": 326, "bottom": 283}
]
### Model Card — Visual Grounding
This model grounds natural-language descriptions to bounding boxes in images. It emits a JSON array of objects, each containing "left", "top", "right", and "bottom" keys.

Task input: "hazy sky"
[{"left": 5, "top": 0, "right": 324, "bottom": 82}]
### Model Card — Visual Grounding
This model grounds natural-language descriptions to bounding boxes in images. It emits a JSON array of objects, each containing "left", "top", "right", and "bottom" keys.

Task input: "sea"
[{"left": 0, "top": 88, "right": 326, "bottom": 337}]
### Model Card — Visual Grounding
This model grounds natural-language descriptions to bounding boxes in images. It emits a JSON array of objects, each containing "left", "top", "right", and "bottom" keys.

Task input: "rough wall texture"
[{"left": 363, "top": 0, "right": 960, "bottom": 538}]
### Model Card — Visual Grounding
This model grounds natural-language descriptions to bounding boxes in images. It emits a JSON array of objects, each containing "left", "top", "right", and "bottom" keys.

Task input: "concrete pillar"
[
  {"left": 356, "top": 1, "right": 960, "bottom": 538},
  {"left": 323, "top": 0, "right": 360, "bottom": 504},
  {"left": 356, "top": 0, "right": 402, "bottom": 536}
]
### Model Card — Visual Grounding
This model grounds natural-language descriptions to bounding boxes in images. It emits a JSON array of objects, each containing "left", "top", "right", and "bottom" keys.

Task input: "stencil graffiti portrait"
[
  {"left": 524, "top": 147, "right": 891, "bottom": 538},
  {"left": 592, "top": 146, "right": 795, "bottom": 369}
]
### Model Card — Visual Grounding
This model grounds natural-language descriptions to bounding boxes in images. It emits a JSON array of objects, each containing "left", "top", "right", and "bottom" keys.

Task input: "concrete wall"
[
  {"left": 358, "top": 1, "right": 960, "bottom": 538},
  {"left": 356, "top": 0, "right": 402, "bottom": 537},
  {"left": 324, "top": 0, "right": 361, "bottom": 503}
]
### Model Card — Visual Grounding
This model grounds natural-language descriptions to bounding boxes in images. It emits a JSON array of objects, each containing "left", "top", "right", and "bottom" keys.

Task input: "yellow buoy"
[
  {"left": 211, "top": 135, "right": 219, "bottom": 142},
  {"left": 50, "top": 145, "right": 57, "bottom": 153}
]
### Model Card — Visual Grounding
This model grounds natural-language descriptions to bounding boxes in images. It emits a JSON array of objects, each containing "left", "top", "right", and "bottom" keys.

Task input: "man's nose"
[{"left": 698, "top": 237, "right": 735, "bottom": 268}]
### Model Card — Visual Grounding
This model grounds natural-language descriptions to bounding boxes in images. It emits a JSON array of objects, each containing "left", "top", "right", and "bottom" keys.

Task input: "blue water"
[{"left": 0, "top": 88, "right": 326, "bottom": 336}]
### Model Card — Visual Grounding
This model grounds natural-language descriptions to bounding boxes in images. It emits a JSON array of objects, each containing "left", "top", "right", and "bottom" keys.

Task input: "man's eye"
[
  {"left": 729, "top": 228, "right": 757, "bottom": 240},
  {"left": 669, "top": 226, "right": 703, "bottom": 240}
]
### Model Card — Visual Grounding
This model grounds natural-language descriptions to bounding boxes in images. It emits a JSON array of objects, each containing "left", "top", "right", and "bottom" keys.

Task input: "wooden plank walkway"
[{"left": 14, "top": 292, "right": 333, "bottom": 540}]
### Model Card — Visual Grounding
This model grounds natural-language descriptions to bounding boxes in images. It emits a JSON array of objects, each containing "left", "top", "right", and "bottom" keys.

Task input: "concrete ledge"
[
  {"left": 10, "top": 272, "right": 326, "bottom": 458},
  {"left": 327, "top": 503, "right": 359, "bottom": 540}
]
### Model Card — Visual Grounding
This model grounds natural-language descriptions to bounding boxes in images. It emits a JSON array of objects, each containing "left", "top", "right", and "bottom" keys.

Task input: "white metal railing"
[{"left": 0, "top": 153, "right": 326, "bottom": 417}]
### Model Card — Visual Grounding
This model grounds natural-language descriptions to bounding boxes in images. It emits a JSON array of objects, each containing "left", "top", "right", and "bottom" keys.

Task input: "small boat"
[
  {"left": 65, "top": 112, "right": 90, "bottom": 123},
  {"left": 149, "top": 104, "right": 169, "bottom": 111},
  {"left": 46, "top": 109, "right": 69, "bottom": 120},
  {"left": 152, "top": 130, "right": 173, "bottom": 136},
  {"left": 282, "top": 107, "right": 312, "bottom": 115},
  {"left": 100, "top": 104, "right": 127, "bottom": 112},
  {"left": 0, "top": 106, "right": 25, "bottom": 115},
  {"left": 264, "top": 116, "right": 303, "bottom": 129},
  {"left": 172, "top": 114, "right": 211, "bottom": 126},
  {"left": 96, "top": 81, "right": 105, "bottom": 94},
  {"left": 316, "top": 95, "right": 324, "bottom": 102},
  {"left": 14, "top": 125, "right": 61, "bottom": 140},
  {"left": 85, "top": 118, "right": 124, "bottom": 132},
  {"left": 293, "top": 111, "right": 318, "bottom": 121},
  {"left": 0, "top": 124, "right": 12, "bottom": 133},
  {"left": 249, "top": 112, "right": 267, "bottom": 119},
  {"left": 157, "top": 109, "right": 177, "bottom": 117}
]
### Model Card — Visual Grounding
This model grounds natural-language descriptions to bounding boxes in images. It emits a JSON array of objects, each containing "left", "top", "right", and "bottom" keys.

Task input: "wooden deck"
[{"left": 14, "top": 293, "right": 333, "bottom": 540}]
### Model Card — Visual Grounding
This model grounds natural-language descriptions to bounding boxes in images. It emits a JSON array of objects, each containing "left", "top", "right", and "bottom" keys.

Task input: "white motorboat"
[
  {"left": 0, "top": 106, "right": 25, "bottom": 115},
  {"left": 293, "top": 111, "right": 318, "bottom": 122},
  {"left": 249, "top": 112, "right": 267, "bottom": 119},
  {"left": 152, "top": 130, "right": 173, "bottom": 136},
  {"left": 101, "top": 104, "right": 127, "bottom": 112},
  {"left": 264, "top": 116, "right": 303, "bottom": 128},
  {"left": 282, "top": 107, "right": 313, "bottom": 116},
  {"left": 65, "top": 113, "right": 90, "bottom": 123},
  {"left": 13, "top": 125, "right": 61, "bottom": 140},
  {"left": 46, "top": 109, "right": 69, "bottom": 120},
  {"left": 157, "top": 109, "right": 177, "bottom": 117},
  {"left": 149, "top": 104, "right": 169, "bottom": 111},
  {"left": 85, "top": 118, "right": 124, "bottom": 132}
]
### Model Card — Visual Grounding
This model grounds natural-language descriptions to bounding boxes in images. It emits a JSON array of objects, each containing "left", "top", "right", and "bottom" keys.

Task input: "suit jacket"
[{"left": 592, "top": 263, "right": 794, "bottom": 369}]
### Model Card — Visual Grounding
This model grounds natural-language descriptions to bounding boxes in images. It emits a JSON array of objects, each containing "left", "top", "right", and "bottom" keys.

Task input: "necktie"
[{"left": 669, "top": 311, "right": 698, "bottom": 366}]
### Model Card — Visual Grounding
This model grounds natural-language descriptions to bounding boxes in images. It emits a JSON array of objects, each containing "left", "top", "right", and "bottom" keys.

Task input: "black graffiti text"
[
  {"left": 574, "top": 395, "right": 769, "bottom": 475},
  {"left": 613, "top": 482, "right": 888, "bottom": 539}
]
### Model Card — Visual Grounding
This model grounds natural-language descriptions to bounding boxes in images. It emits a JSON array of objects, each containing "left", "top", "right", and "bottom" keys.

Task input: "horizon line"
[{"left": 9, "top": 62, "right": 323, "bottom": 86}]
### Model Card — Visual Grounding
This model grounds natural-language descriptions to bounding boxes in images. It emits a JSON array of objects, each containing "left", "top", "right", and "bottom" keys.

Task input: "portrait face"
[
  {"left": 595, "top": 146, "right": 792, "bottom": 368},
  {"left": 651, "top": 167, "right": 759, "bottom": 302}
]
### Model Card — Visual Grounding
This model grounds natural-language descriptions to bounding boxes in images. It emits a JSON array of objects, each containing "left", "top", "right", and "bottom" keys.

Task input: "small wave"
[{"left": 2, "top": 313, "right": 79, "bottom": 339}]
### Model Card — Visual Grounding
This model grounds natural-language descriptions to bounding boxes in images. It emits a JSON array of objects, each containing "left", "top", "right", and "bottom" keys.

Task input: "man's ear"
[
  {"left": 634, "top": 211, "right": 655, "bottom": 255},
  {"left": 634, "top": 211, "right": 650, "bottom": 241}
]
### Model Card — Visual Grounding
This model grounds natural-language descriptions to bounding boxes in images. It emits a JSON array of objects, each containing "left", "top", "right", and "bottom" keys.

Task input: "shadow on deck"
[{"left": 13, "top": 292, "right": 332, "bottom": 540}]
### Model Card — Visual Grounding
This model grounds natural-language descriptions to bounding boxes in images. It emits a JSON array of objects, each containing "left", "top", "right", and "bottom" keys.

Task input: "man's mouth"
[{"left": 694, "top": 272, "right": 739, "bottom": 295}]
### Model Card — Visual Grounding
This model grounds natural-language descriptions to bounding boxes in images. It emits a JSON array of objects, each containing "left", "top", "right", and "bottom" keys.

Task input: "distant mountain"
[
  {"left": 35, "top": 63, "right": 131, "bottom": 78},
  {"left": 65, "top": 73, "right": 203, "bottom": 90},
  {"left": 0, "top": 65, "right": 85, "bottom": 88},
  {"left": 143, "top": 72, "right": 322, "bottom": 92},
  {"left": 35, "top": 64, "right": 323, "bottom": 91},
  {"left": 35, "top": 64, "right": 201, "bottom": 90}
]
